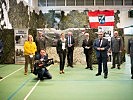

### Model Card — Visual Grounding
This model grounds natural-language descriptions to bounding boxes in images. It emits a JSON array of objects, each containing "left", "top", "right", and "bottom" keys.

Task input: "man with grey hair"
[
  {"left": 82, "top": 33, "right": 93, "bottom": 70},
  {"left": 66, "top": 31, "right": 75, "bottom": 68},
  {"left": 110, "top": 31, "right": 123, "bottom": 69}
]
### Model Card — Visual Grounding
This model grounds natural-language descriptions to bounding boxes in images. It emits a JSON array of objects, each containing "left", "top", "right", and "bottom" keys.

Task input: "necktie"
[
  {"left": 68, "top": 36, "right": 71, "bottom": 44},
  {"left": 99, "top": 39, "right": 102, "bottom": 47}
]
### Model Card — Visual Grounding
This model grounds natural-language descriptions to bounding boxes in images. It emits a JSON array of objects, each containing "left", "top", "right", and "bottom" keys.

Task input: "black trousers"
[
  {"left": 112, "top": 52, "right": 121, "bottom": 67},
  {"left": 67, "top": 48, "right": 74, "bottom": 66},
  {"left": 59, "top": 50, "right": 66, "bottom": 71},
  {"left": 131, "top": 56, "right": 133, "bottom": 75},
  {"left": 97, "top": 53, "right": 108, "bottom": 75},
  {"left": 85, "top": 53, "right": 92, "bottom": 68}
]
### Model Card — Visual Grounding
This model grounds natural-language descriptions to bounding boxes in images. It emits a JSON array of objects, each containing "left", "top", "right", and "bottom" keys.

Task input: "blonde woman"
[
  {"left": 56, "top": 33, "right": 68, "bottom": 74},
  {"left": 24, "top": 35, "right": 37, "bottom": 75}
]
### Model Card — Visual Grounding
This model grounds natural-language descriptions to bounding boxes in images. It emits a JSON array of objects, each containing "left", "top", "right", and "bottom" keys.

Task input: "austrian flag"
[{"left": 88, "top": 10, "right": 114, "bottom": 28}]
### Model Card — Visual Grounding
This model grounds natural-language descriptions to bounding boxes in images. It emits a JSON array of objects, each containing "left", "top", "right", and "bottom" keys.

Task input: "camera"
[
  {"left": 33, "top": 58, "right": 54, "bottom": 75},
  {"left": 35, "top": 58, "right": 54, "bottom": 67},
  {"left": 43, "top": 58, "right": 54, "bottom": 66}
]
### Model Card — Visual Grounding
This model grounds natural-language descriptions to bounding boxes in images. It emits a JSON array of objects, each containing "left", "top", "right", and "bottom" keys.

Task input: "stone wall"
[{"left": 46, "top": 47, "right": 86, "bottom": 65}]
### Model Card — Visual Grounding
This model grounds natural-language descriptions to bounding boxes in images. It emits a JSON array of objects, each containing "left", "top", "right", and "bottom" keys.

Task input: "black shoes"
[
  {"left": 111, "top": 66, "right": 120, "bottom": 69},
  {"left": 70, "top": 65, "right": 74, "bottom": 68},
  {"left": 96, "top": 73, "right": 107, "bottom": 79},
  {"left": 67, "top": 65, "right": 73, "bottom": 68},
  {"left": 85, "top": 67, "right": 93, "bottom": 70},
  {"left": 90, "top": 67, "right": 93, "bottom": 70},
  {"left": 96, "top": 73, "right": 101, "bottom": 76},
  {"left": 111, "top": 66, "right": 115, "bottom": 69},
  {"left": 104, "top": 75, "right": 108, "bottom": 79},
  {"left": 85, "top": 67, "right": 89, "bottom": 69},
  {"left": 0, "top": 76, "right": 3, "bottom": 79},
  {"left": 131, "top": 75, "right": 133, "bottom": 79},
  {"left": 117, "top": 66, "right": 120, "bottom": 69}
]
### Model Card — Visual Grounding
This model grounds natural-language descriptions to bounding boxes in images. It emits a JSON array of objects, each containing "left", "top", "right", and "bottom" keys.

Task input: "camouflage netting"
[
  {"left": 0, "top": 0, "right": 124, "bottom": 64},
  {"left": 0, "top": 29, "right": 15, "bottom": 64}
]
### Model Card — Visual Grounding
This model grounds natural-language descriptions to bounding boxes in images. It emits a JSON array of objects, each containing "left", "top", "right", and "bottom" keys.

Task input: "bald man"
[{"left": 110, "top": 31, "right": 123, "bottom": 69}]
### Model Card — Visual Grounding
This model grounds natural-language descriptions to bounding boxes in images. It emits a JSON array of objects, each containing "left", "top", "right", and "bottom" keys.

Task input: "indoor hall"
[{"left": 0, "top": 0, "right": 133, "bottom": 100}]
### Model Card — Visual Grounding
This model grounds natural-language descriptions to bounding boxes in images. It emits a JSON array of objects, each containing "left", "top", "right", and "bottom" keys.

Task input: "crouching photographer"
[{"left": 33, "top": 49, "right": 54, "bottom": 80}]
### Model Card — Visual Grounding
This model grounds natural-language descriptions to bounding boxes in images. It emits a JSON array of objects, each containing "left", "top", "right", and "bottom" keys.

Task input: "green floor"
[{"left": 0, "top": 55, "right": 133, "bottom": 100}]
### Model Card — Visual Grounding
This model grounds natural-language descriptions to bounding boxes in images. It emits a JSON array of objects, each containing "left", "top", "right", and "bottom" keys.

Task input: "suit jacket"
[
  {"left": 67, "top": 36, "right": 75, "bottom": 50},
  {"left": 35, "top": 36, "right": 46, "bottom": 52},
  {"left": 82, "top": 39, "right": 93, "bottom": 54},
  {"left": 127, "top": 38, "right": 133, "bottom": 57},
  {"left": 56, "top": 39, "right": 68, "bottom": 54},
  {"left": 111, "top": 36, "right": 123, "bottom": 53},
  {"left": 93, "top": 38, "right": 110, "bottom": 57}
]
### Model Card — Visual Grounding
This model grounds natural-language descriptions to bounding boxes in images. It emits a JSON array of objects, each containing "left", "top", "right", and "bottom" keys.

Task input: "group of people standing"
[
  {"left": 83, "top": 31, "right": 126, "bottom": 79},
  {"left": 56, "top": 32, "right": 75, "bottom": 74},
  {"left": 56, "top": 30, "right": 122, "bottom": 79},
  {"left": 23, "top": 32, "right": 51, "bottom": 80},
  {"left": 23, "top": 30, "right": 133, "bottom": 80},
  {"left": 82, "top": 30, "right": 133, "bottom": 79}
]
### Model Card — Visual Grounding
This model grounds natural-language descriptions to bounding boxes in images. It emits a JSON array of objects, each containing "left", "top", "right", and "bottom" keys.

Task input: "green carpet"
[{"left": 0, "top": 55, "right": 133, "bottom": 100}]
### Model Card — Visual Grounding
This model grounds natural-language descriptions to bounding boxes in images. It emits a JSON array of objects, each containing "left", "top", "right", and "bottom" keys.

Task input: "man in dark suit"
[
  {"left": 66, "top": 31, "right": 75, "bottom": 68},
  {"left": 93, "top": 32, "right": 110, "bottom": 79},
  {"left": 82, "top": 33, "right": 93, "bottom": 70},
  {"left": 35, "top": 31, "right": 46, "bottom": 53},
  {"left": 127, "top": 37, "right": 133, "bottom": 79},
  {"left": 110, "top": 31, "right": 123, "bottom": 69}
]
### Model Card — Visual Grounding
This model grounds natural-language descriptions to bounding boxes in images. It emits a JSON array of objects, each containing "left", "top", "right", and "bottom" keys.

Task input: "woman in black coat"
[{"left": 56, "top": 33, "right": 68, "bottom": 74}]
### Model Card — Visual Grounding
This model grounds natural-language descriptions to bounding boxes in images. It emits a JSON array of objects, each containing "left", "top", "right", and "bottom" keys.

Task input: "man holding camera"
[{"left": 33, "top": 49, "right": 52, "bottom": 80}]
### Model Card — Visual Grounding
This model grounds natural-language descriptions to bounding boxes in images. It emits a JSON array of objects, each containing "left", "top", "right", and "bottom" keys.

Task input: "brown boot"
[{"left": 24, "top": 67, "right": 28, "bottom": 75}]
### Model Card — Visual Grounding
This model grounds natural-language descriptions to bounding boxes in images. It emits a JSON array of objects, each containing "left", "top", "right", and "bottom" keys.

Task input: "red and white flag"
[{"left": 88, "top": 10, "right": 114, "bottom": 28}]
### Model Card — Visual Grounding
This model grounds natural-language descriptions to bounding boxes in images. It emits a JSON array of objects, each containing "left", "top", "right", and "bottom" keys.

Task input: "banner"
[
  {"left": 88, "top": 10, "right": 114, "bottom": 28},
  {"left": 14, "top": 29, "right": 28, "bottom": 64},
  {"left": 98, "top": 26, "right": 113, "bottom": 41}
]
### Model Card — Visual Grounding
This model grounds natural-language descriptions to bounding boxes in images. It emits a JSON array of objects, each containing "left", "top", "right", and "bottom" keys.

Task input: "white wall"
[{"left": 118, "top": 10, "right": 133, "bottom": 28}]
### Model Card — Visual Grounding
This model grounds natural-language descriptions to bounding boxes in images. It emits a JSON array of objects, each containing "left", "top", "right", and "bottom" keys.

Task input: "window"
[
  {"left": 48, "top": 0, "right": 55, "bottom": 6},
  {"left": 76, "top": 0, "right": 84, "bottom": 6},
  {"left": 114, "top": 0, "right": 123, "bottom": 5},
  {"left": 85, "top": 0, "right": 94, "bottom": 6},
  {"left": 66, "top": 0, "right": 75, "bottom": 6},
  {"left": 125, "top": 0, "right": 133, "bottom": 5},
  {"left": 105, "top": 0, "right": 113, "bottom": 5},
  {"left": 38, "top": 0, "right": 46, "bottom": 6},
  {"left": 56, "top": 0, "right": 65, "bottom": 6},
  {"left": 95, "top": 0, "right": 104, "bottom": 6}
]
